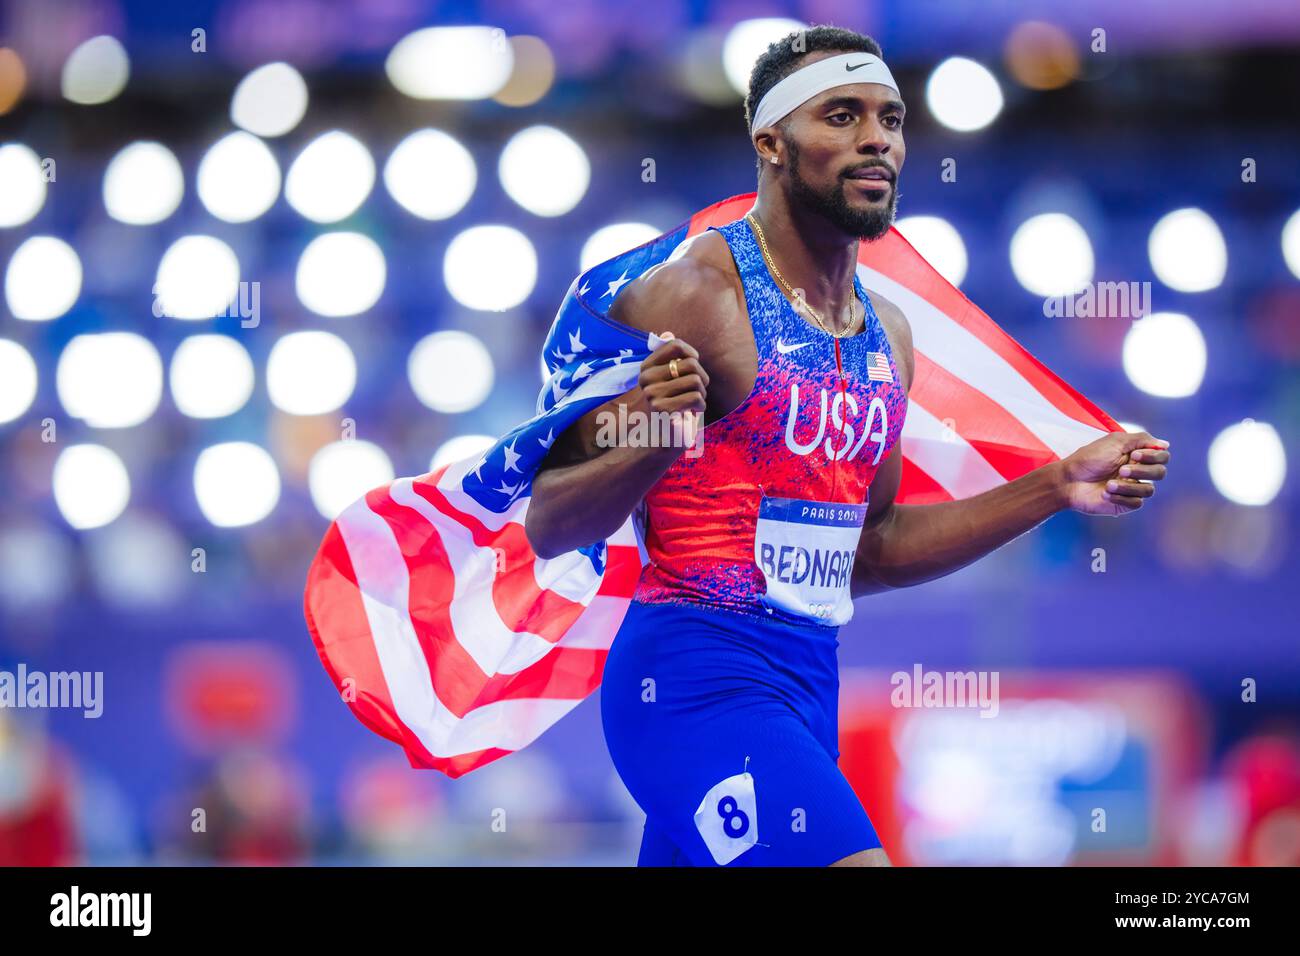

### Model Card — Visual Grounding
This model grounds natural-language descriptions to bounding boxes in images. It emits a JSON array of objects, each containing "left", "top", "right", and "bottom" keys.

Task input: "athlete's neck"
[{"left": 748, "top": 188, "right": 862, "bottom": 325}]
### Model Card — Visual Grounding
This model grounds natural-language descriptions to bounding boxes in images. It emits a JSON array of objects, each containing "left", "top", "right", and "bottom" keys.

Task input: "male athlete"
[{"left": 524, "top": 26, "right": 1172, "bottom": 867}]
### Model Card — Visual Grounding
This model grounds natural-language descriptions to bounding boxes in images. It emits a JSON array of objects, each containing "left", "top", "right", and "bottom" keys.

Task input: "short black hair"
[{"left": 744, "top": 25, "right": 884, "bottom": 170}]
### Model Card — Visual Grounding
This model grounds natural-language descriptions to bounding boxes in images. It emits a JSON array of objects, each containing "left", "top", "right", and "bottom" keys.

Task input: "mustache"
[{"left": 843, "top": 160, "right": 897, "bottom": 182}]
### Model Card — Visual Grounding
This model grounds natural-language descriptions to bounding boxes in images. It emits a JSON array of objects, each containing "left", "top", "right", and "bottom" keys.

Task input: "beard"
[{"left": 787, "top": 139, "right": 898, "bottom": 240}]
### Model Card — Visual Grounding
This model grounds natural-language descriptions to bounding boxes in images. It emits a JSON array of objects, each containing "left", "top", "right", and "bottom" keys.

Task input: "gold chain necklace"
[{"left": 746, "top": 213, "right": 858, "bottom": 338}]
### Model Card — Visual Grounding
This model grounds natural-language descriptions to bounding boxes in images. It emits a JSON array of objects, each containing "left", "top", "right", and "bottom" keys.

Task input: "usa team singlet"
[{"left": 600, "top": 215, "right": 908, "bottom": 866}]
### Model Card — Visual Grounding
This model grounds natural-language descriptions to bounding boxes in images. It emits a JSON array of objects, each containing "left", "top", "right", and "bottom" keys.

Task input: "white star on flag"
[
  {"left": 502, "top": 439, "right": 522, "bottom": 473},
  {"left": 568, "top": 328, "right": 587, "bottom": 353},
  {"left": 602, "top": 270, "right": 632, "bottom": 298}
]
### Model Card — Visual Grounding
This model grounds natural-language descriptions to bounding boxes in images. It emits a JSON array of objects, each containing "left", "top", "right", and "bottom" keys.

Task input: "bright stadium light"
[
  {"left": 285, "top": 130, "right": 375, "bottom": 223},
  {"left": 1148, "top": 208, "right": 1227, "bottom": 292},
  {"left": 61, "top": 35, "right": 129, "bottom": 105},
  {"left": 295, "top": 232, "right": 386, "bottom": 317},
  {"left": 1009, "top": 212, "right": 1094, "bottom": 297},
  {"left": 0, "top": 143, "right": 47, "bottom": 227},
  {"left": 1208, "top": 420, "right": 1286, "bottom": 507},
  {"left": 0, "top": 339, "right": 37, "bottom": 424},
  {"left": 384, "top": 129, "right": 477, "bottom": 220},
  {"left": 722, "top": 18, "right": 804, "bottom": 96},
  {"left": 308, "top": 440, "right": 395, "bottom": 519},
  {"left": 408, "top": 331, "right": 494, "bottom": 414},
  {"left": 194, "top": 442, "right": 281, "bottom": 526},
  {"left": 169, "top": 335, "right": 255, "bottom": 419},
  {"left": 1283, "top": 209, "right": 1300, "bottom": 280},
  {"left": 103, "top": 141, "right": 184, "bottom": 225},
  {"left": 1122, "top": 311, "right": 1207, "bottom": 399},
  {"left": 926, "top": 57, "right": 1004, "bottom": 132},
  {"left": 580, "top": 222, "right": 660, "bottom": 272},
  {"left": 154, "top": 235, "right": 240, "bottom": 319},
  {"left": 431, "top": 434, "right": 496, "bottom": 472},
  {"left": 5, "top": 236, "right": 82, "bottom": 320},
  {"left": 266, "top": 330, "right": 356, "bottom": 415},
  {"left": 197, "top": 131, "right": 281, "bottom": 222},
  {"left": 895, "top": 215, "right": 969, "bottom": 286},
  {"left": 53, "top": 444, "right": 130, "bottom": 529},
  {"left": 57, "top": 332, "right": 163, "bottom": 428},
  {"left": 443, "top": 225, "right": 537, "bottom": 310},
  {"left": 230, "top": 62, "right": 308, "bottom": 137},
  {"left": 498, "top": 125, "right": 589, "bottom": 217},
  {"left": 386, "top": 26, "right": 514, "bottom": 100}
]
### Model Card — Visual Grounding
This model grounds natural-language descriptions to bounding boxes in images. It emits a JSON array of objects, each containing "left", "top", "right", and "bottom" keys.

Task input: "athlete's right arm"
[{"left": 524, "top": 259, "right": 731, "bottom": 559}]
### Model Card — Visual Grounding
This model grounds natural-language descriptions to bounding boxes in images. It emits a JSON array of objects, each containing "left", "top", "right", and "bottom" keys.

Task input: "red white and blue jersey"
[{"left": 634, "top": 217, "right": 908, "bottom": 625}]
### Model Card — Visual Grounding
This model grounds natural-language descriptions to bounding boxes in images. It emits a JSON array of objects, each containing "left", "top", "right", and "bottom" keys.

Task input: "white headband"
[{"left": 750, "top": 52, "right": 899, "bottom": 133}]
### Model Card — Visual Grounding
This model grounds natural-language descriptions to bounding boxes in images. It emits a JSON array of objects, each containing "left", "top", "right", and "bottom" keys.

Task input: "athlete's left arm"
[{"left": 850, "top": 294, "right": 1172, "bottom": 598}]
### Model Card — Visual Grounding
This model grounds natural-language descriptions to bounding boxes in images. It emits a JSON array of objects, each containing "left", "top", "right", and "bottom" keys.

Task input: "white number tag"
[{"left": 754, "top": 495, "right": 866, "bottom": 625}]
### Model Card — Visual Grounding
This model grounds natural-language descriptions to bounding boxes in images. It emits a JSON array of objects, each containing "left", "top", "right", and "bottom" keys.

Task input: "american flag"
[
  {"left": 866, "top": 351, "right": 893, "bottom": 382},
  {"left": 303, "top": 193, "right": 1120, "bottom": 776}
]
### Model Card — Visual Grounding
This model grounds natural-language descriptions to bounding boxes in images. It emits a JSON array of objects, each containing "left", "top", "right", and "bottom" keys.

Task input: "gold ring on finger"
[{"left": 669, "top": 358, "right": 680, "bottom": 379}]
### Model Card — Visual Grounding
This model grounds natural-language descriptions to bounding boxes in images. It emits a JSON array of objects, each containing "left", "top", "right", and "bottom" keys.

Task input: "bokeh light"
[
  {"left": 0, "top": 338, "right": 37, "bottom": 423},
  {"left": 1148, "top": 208, "right": 1227, "bottom": 292},
  {"left": 722, "top": 18, "right": 805, "bottom": 96},
  {"left": 895, "top": 215, "right": 969, "bottom": 286},
  {"left": 53, "top": 444, "right": 130, "bottom": 529},
  {"left": 1208, "top": 420, "right": 1286, "bottom": 506},
  {"left": 0, "top": 143, "right": 47, "bottom": 227},
  {"left": 431, "top": 434, "right": 496, "bottom": 472},
  {"left": 103, "top": 141, "right": 184, "bottom": 225},
  {"left": 386, "top": 26, "right": 513, "bottom": 100},
  {"left": 5, "top": 236, "right": 82, "bottom": 320},
  {"left": 1122, "top": 312, "right": 1207, "bottom": 398},
  {"left": 308, "top": 440, "right": 395, "bottom": 519},
  {"left": 580, "top": 222, "right": 660, "bottom": 272},
  {"left": 1009, "top": 213, "right": 1094, "bottom": 296},
  {"left": 443, "top": 225, "right": 537, "bottom": 310},
  {"left": 57, "top": 332, "right": 164, "bottom": 428},
  {"left": 1283, "top": 209, "right": 1300, "bottom": 280},
  {"left": 61, "top": 35, "right": 129, "bottom": 105},
  {"left": 231, "top": 62, "right": 308, "bottom": 137},
  {"left": 383, "top": 129, "right": 476, "bottom": 220},
  {"left": 169, "top": 335, "right": 255, "bottom": 419},
  {"left": 926, "top": 57, "right": 1004, "bottom": 132},
  {"left": 498, "top": 126, "right": 589, "bottom": 217},
  {"left": 197, "top": 131, "right": 281, "bottom": 223},
  {"left": 267, "top": 331, "right": 356, "bottom": 415},
  {"left": 285, "top": 131, "right": 375, "bottom": 223},
  {"left": 194, "top": 442, "right": 281, "bottom": 526},
  {"left": 295, "top": 232, "right": 386, "bottom": 317},
  {"left": 154, "top": 235, "right": 240, "bottom": 319},
  {"left": 408, "top": 331, "right": 495, "bottom": 414}
]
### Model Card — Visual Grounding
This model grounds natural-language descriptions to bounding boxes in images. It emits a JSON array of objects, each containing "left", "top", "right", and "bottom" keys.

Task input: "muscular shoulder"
[
  {"left": 608, "top": 229, "right": 743, "bottom": 342},
  {"left": 865, "top": 288, "right": 915, "bottom": 393}
]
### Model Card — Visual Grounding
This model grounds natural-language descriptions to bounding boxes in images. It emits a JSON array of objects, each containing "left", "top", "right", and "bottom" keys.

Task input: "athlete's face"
[{"left": 781, "top": 78, "right": 906, "bottom": 241}]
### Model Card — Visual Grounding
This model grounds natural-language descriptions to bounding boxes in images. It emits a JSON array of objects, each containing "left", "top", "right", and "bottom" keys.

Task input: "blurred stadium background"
[{"left": 0, "top": 0, "right": 1298, "bottom": 866}]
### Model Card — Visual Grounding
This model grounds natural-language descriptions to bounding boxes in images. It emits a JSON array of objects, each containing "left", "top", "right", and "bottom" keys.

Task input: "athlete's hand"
[
  {"left": 632, "top": 332, "right": 709, "bottom": 452},
  {"left": 1056, "top": 430, "right": 1171, "bottom": 516}
]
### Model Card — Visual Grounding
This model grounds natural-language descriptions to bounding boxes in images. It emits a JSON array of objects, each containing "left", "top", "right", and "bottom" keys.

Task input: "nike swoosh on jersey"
[{"left": 776, "top": 338, "right": 812, "bottom": 354}]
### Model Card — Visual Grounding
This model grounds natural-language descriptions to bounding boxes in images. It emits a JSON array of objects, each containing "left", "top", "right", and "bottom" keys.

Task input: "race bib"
[{"left": 754, "top": 495, "right": 867, "bottom": 625}]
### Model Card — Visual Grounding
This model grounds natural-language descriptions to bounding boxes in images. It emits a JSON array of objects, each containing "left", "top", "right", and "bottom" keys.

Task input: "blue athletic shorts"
[{"left": 600, "top": 598, "right": 882, "bottom": 866}]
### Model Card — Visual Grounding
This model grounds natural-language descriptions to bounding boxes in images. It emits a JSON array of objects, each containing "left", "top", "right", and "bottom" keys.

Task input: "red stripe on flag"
[
  {"left": 303, "top": 520, "right": 440, "bottom": 768},
  {"left": 895, "top": 455, "right": 955, "bottom": 505},
  {"left": 911, "top": 351, "right": 1060, "bottom": 479}
]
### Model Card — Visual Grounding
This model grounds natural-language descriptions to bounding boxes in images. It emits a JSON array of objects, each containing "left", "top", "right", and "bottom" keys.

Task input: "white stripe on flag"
[
  {"left": 335, "top": 494, "right": 584, "bottom": 757},
  {"left": 857, "top": 265, "right": 1110, "bottom": 457},
  {"left": 901, "top": 401, "right": 1006, "bottom": 500},
  {"left": 389, "top": 478, "right": 597, "bottom": 675}
]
